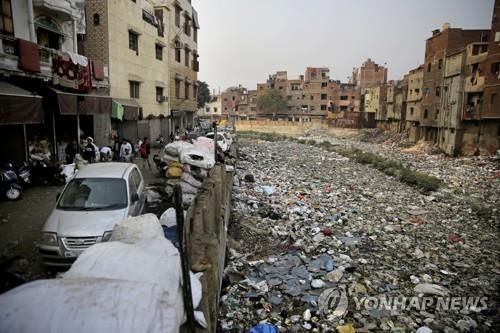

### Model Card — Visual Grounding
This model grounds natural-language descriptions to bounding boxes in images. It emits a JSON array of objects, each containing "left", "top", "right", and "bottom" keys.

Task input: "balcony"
[
  {"left": 0, "top": 34, "right": 108, "bottom": 89},
  {"left": 33, "top": 0, "right": 76, "bottom": 20}
]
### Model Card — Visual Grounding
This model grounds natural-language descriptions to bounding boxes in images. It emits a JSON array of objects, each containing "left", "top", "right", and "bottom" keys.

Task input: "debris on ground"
[{"left": 219, "top": 136, "right": 498, "bottom": 332}]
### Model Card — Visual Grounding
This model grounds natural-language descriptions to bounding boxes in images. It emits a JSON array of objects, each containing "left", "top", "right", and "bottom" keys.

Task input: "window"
[
  {"left": 321, "top": 94, "right": 327, "bottom": 100},
  {"left": 310, "top": 96, "right": 314, "bottom": 100},
  {"left": 410, "top": 89, "right": 413, "bottom": 95},
  {"left": 321, "top": 82, "right": 327, "bottom": 88},
  {"left": 287, "top": 95, "right": 292, "bottom": 100},
  {"left": 185, "top": 82, "right": 190, "bottom": 99},
  {"left": 435, "top": 109, "right": 439, "bottom": 119},
  {"left": 194, "top": 27, "right": 198, "bottom": 42},
  {"left": 36, "top": 27, "right": 61, "bottom": 49},
  {"left": 184, "top": 15, "right": 191, "bottom": 36},
  {"left": 156, "top": 87, "right": 163, "bottom": 101},
  {"left": 155, "top": 44, "right": 163, "bottom": 60},
  {"left": 495, "top": 31, "right": 500, "bottom": 42},
  {"left": 424, "top": 109, "right": 428, "bottom": 118},
  {"left": 129, "top": 31, "right": 138, "bottom": 53},
  {"left": 491, "top": 93, "right": 498, "bottom": 105},
  {"left": 415, "top": 88, "right": 420, "bottom": 94},
  {"left": 175, "top": 47, "right": 181, "bottom": 63},
  {"left": 320, "top": 105, "right": 327, "bottom": 110},
  {"left": 491, "top": 62, "right": 500, "bottom": 78},
  {"left": 129, "top": 81, "right": 140, "bottom": 98},
  {"left": 175, "top": 80, "right": 180, "bottom": 99},
  {"left": 410, "top": 107, "right": 414, "bottom": 115},
  {"left": 438, "top": 59, "right": 442, "bottom": 69},
  {"left": 232, "top": 96, "right": 235, "bottom": 101},
  {"left": 193, "top": 85, "right": 198, "bottom": 101},
  {"left": 175, "top": 6, "right": 181, "bottom": 27},
  {"left": 427, "top": 63, "right": 432, "bottom": 72},
  {"left": 184, "top": 48, "right": 190, "bottom": 67},
  {"left": 0, "top": 0, "right": 13, "bottom": 35},
  {"left": 436, "top": 86, "right": 440, "bottom": 96},
  {"left": 93, "top": 13, "right": 100, "bottom": 26},
  {"left": 340, "top": 96, "right": 348, "bottom": 100},
  {"left": 214, "top": 107, "right": 218, "bottom": 113}
]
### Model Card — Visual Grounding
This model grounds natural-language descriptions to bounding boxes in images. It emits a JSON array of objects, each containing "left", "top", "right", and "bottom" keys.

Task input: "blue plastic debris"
[{"left": 249, "top": 323, "right": 279, "bottom": 333}]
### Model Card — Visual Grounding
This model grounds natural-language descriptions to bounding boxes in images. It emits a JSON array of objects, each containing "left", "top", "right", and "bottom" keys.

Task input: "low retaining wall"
[
  {"left": 184, "top": 164, "right": 233, "bottom": 332},
  {"left": 235, "top": 120, "right": 359, "bottom": 137}
]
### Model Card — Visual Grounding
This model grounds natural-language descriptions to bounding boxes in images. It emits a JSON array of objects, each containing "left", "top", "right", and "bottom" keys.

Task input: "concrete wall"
[
  {"left": 184, "top": 165, "right": 233, "bottom": 333},
  {"left": 235, "top": 119, "right": 359, "bottom": 137}
]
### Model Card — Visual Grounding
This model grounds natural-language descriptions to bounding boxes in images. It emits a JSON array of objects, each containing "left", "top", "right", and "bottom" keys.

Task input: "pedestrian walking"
[
  {"left": 65, "top": 141, "right": 77, "bottom": 164},
  {"left": 82, "top": 138, "right": 96, "bottom": 163},
  {"left": 120, "top": 139, "right": 133, "bottom": 162},
  {"left": 140, "top": 137, "right": 151, "bottom": 169}
]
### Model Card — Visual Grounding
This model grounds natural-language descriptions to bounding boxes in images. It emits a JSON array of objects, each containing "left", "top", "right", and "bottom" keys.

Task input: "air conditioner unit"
[{"left": 157, "top": 95, "right": 168, "bottom": 103}]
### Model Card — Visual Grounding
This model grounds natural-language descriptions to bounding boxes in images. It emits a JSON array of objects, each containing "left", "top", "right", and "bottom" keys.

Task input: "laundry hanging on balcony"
[{"left": 52, "top": 52, "right": 92, "bottom": 93}]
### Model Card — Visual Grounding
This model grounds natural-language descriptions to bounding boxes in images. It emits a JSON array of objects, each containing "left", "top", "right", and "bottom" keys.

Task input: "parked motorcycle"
[
  {"left": 28, "top": 155, "right": 65, "bottom": 186},
  {"left": 17, "top": 162, "right": 31, "bottom": 187},
  {"left": 0, "top": 163, "right": 23, "bottom": 200}
]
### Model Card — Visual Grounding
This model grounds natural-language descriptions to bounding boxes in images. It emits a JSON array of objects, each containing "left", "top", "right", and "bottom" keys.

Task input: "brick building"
[
  {"left": 352, "top": 58, "right": 388, "bottom": 90},
  {"left": 420, "top": 23, "right": 490, "bottom": 142}
]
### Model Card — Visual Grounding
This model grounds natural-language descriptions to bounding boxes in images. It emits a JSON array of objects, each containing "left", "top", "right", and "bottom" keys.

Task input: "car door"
[{"left": 131, "top": 167, "right": 146, "bottom": 214}]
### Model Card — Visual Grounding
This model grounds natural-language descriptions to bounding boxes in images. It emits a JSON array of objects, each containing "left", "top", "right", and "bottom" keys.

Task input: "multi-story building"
[
  {"left": 0, "top": 0, "right": 109, "bottom": 163},
  {"left": 352, "top": 58, "right": 387, "bottom": 90},
  {"left": 83, "top": 0, "right": 171, "bottom": 141},
  {"left": 364, "top": 84, "right": 387, "bottom": 127},
  {"left": 221, "top": 86, "right": 247, "bottom": 120},
  {"left": 405, "top": 65, "right": 424, "bottom": 142},
  {"left": 421, "top": 23, "right": 489, "bottom": 142},
  {"left": 439, "top": 38, "right": 500, "bottom": 155},
  {"left": 197, "top": 95, "right": 222, "bottom": 120},
  {"left": 169, "top": 0, "right": 199, "bottom": 131}
]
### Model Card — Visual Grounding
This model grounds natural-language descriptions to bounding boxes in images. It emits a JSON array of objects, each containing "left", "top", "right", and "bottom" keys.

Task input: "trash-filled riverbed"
[{"left": 219, "top": 137, "right": 499, "bottom": 332}]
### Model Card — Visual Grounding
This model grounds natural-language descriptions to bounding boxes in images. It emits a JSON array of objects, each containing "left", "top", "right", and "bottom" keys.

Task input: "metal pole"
[
  {"left": 52, "top": 107, "right": 58, "bottom": 161},
  {"left": 173, "top": 185, "right": 196, "bottom": 333},
  {"left": 213, "top": 121, "right": 217, "bottom": 163},
  {"left": 23, "top": 124, "right": 28, "bottom": 161}
]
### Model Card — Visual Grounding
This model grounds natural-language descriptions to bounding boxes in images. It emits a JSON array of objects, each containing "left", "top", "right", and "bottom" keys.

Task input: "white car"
[
  {"left": 205, "top": 132, "right": 230, "bottom": 152},
  {"left": 39, "top": 163, "right": 146, "bottom": 266}
]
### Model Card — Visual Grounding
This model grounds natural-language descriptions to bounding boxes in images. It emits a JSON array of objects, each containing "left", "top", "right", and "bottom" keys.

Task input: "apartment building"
[
  {"left": 352, "top": 58, "right": 387, "bottom": 90},
  {"left": 439, "top": 32, "right": 500, "bottom": 154},
  {"left": 169, "top": 0, "right": 199, "bottom": 131},
  {"left": 197, "top": 95, "right": 222, "bottom": 120},
  {"left": 0, "top": 0, "right": 110, "bottom": 162},
  {"left": 421, "top": 23, "right": 490, "bottom": 142},
  {"left": 404, "top": 65, "right": 424, "bottom": 142},
  {"left": 83, "top": 0, "right": 171, "bottom": 141}
]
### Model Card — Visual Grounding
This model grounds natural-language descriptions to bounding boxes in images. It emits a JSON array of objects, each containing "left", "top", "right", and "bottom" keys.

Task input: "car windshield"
[{"left": 57, "top": 178, "right": 127, "bottom": 211}]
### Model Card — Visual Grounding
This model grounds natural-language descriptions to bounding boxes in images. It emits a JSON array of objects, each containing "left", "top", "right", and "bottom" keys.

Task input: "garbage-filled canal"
[{"left": 219, "top": 137, "right": 498, "bottom": 332}]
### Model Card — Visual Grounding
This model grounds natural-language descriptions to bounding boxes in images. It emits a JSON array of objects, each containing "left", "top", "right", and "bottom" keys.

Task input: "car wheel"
[{"left": 6, "top": 187, "right": 21, "bottom": 200}]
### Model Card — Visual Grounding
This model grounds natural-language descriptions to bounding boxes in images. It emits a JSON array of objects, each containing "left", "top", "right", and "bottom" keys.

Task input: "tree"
[
  {"left": 197, "top": 81, "right": 210, "bottom": 109},
  {"left": 256, "top": 89, "right": 287, "bottom": 115}
]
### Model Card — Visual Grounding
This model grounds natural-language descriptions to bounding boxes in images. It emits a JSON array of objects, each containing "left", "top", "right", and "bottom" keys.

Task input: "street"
[
  {"left": 220, "top": 134, "right": 499, "bottom": 332},
  {"left": 0, "top": 157, "right": 167, "bottom": 293}
]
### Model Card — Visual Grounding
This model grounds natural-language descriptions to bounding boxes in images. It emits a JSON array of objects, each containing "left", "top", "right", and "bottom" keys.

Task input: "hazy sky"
[{"left": 192, "top": 0, "right": 494, "bottom": 93}]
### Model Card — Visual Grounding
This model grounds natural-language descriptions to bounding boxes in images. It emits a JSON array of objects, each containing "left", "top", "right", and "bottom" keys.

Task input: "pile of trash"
[
  {"left": 219, "top": 139, "right": 498, "bottom": 332},
  {"left": 162, "top": 140, "right": 215, "bottom": 206},
  {"left": 0, "top": 214, "right": 206, "bottom": 332}
]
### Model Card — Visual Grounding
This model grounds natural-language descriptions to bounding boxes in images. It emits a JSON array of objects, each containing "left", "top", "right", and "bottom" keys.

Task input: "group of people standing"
[{"left": 64, "top": 136, "right": 151, "bottom": 169}]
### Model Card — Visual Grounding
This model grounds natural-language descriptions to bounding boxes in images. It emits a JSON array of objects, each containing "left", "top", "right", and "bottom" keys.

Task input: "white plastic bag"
[
  {"left": 181, "top": 172, "right": 203, "bottom": 188},
  {"left": 180, "top": 148, "right": 215, "bottom": 169}
]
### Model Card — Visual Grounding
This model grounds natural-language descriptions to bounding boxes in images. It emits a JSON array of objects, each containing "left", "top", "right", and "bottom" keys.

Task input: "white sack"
[
  {"left": 180, "top": 148, "right": 215, "bottom": 169},
  {"left": 110, "top": 213, "right": 164, "bottom": 243},
  {"left": 181, "top": 172, "right": 203, "bottom": 188},
  {"left": 0, "top": 278, "right": 184, "bottom": 333}
]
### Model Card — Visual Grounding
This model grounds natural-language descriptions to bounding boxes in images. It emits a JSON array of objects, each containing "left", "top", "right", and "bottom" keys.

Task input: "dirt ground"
[{"left": 0, "top": 156, "right": 168, "bottom": 293}]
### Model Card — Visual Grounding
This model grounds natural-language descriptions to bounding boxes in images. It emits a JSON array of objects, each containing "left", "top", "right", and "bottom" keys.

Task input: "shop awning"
[
  {"left": 51, "top": 88, "right": 112, "bottom": 116},
  {"left": 0, "top": 81, "right": 44, "bottom": 124},
  {"left": 113, "top": 98, "right": 142, "bottom": 120}
]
